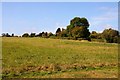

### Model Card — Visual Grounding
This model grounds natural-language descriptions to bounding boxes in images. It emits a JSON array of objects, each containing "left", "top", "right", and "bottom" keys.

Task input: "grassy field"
[{"left": 2, "top": 37, "right": 118, "bottom": 78}]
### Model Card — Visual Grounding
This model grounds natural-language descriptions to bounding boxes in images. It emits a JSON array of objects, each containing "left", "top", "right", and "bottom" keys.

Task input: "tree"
[
  {"left": 36, "top": 33, "right": 42, "bottom": 37},
  {"left": 113, "top": 36, "right": 119, "bottom": 43},
  {"left": 70, "top": 17, "right": 89, "bottom": 28},
  {"left": 102, "top": 28, "right": 119, "bottom": 43},
  {"left": 71, "top": 27, "right": 81, "bottom": 39},
  {"left": 44, "top": 32, "right": 48, "bottom": 38},
  {"left": 90, "top": 31, "right": 98, "bottom": 39},
  {"left": 71, "top": 26, "right": 90, "bottom": 40},
  {"left": 12, "top": 33, "right": 14, "bottom": 37},
  {"left": 60, "top": 30, "right": 68, "bottom": 37},
  {"left": 30, "top": 33, "right": 36, "bottom": 37},
  {"left": 2, "top": 33, "right": 11, "bottom": 37},
  {"left": 92, "top": 31, "right": 97, "bottom": 34},
  {"left": 48, "top": 32, "right": 53, "bottom": 37},
  {"left": 2, "top": 33, "right": 6, "bottom": 37},
  {"left": 22, "top": 33, "right": 29, "bottom": 37},
  {"left": 80, "top": 18, "right": 89, "bottom": 28},
  {"left": 56, "top": 28, "right": 61, "bottom": 36},
  {"left": 97, "top": 33, "right": 102, "bottom": 39},
  {"left": 70, "top": 17, "right": 81, "bottom": 27},
  {"left": 66, "top": 25, "right": 73, "bottom": 37},
  {"left": 66, "top": 17, "right": 90, "bottom": 40},
  {"left": 41, "top": 32, "right": 48, "bottom": 38}
]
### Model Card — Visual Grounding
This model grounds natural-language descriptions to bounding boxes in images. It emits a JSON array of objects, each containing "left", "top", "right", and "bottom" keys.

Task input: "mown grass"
[{"left": 2, "top": 37, "right": 118, "bottom": 78}]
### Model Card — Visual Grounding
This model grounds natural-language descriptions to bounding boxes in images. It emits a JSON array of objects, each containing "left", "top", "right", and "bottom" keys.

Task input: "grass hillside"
[{"left": 2, "top": 37, "right": 118, "bottom": 78}]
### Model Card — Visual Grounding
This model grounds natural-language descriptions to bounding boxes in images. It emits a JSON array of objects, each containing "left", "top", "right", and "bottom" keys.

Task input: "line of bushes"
[{"left": 1, "top": 17, "right": 120, "bottom": 43}]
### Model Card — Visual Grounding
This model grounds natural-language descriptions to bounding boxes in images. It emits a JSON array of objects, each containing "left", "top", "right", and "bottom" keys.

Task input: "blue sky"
[
  {"left": 2, "top": 2, "right": 118, "bottom": 35},
  {"left": 1, "top": 0, "right": 119, "bottom": 2}
]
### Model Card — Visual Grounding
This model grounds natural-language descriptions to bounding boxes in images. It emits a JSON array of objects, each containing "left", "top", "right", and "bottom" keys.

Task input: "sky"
[
  {"left": 1, "top": 2, "right": 118, "bottom": 36},
  {"left": 1, "top": 0, "right": 119, "bottom": 2}
]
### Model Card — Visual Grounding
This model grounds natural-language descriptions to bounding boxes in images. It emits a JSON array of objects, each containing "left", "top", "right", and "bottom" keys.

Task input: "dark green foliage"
[
  {"left": 6, "top": 33, "right": 11, "bottom": 37},
  {"left": 90, "top": 31, "right": 98, "bottom": 39},
  {"left": 22, "top": 33, "right": 29, "bottom": 37},
  {"left": 91, "top": 31, "right": 102, "bottom": 39},
  {"left": 66, "top": 17, "right": 90, "bottom": 40},
  {"left": 66, "top": 25, "right": 73, "bottom": 37},
  {"left": 60, "top": 28, "right": 68, "bottom": 37},
  {"left": 12, "top": 33, "right": 14, "bottom": 37},
  {"left": 70, "top": 17, "right": 89, "bottom": 28},
  {"left": 56, "top": 28, "right": 61, "bottom": 36},
  {"left": 2, "top": 33, "right": 11, "bottom": 37},
  {"left": 2, "top": 33, "right": 6, "bottom": 37},
  {"left": 102, "top": 28, "right": 119, "bottom": 43},
  {"left": 86, "top": 37, "right": 91, "bottom": 41},
  {"left": 97, "top": 33, "right": 102, "bottom": 39},
  {"left": 70, "top": 17, "right": 81, "bottom": 27},
  {"left": 30, "top": 33, "right": 36, "bottom": 37},
  {"left": 48, "top": 32, "right": 53, "bottom": 37},
  {"left": 80, "top": 18, "right": 89, "bottom": 28},
  {"left": 36, "top": 33, "right": 42, "bottom": 37},
  {"left": 42, "top": 32, "right": 48, "bottom": 38},
  {"left": 113, "top": 36, "right": 119, "bottom": 43},
  {"left": 71, "top": 27, "right": 82, "bottom": 39}
]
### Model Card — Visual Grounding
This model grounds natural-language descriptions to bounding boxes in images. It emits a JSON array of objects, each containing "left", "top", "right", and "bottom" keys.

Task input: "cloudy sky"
[{"left": 2, "top": 2, "right": 118, "bottom": 35}]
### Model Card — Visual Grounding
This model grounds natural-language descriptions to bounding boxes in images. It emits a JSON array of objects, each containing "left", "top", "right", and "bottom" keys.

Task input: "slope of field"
[{"left": 2, "top": 37, "right": 118, "bottom": 78}]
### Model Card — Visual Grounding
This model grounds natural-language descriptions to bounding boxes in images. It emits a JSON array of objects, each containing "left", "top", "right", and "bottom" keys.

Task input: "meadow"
[{"left": 2, "top": 37, "right": 118, "bottom": 78}]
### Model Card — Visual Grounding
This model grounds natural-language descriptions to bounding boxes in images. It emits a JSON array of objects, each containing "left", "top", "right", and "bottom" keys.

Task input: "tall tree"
[
  {"left": 56, "top": 28, "right": 61, "bottom": 36},
  {"left": 66, "top": 17, "right": 90, "bottom": 40},
  {"left": 12, "top": 33, "right": 14, "bottom": 37}
]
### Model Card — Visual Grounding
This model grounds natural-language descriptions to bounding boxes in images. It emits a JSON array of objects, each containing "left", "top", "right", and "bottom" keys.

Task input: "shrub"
[{"left": 22, "top": 33, "right": 29, "bottom": 37}]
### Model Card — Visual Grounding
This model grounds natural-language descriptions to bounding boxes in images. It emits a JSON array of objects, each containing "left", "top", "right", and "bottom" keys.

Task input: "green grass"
[{"left": 2, "top": 37, "right": 118, "bottom": 78}]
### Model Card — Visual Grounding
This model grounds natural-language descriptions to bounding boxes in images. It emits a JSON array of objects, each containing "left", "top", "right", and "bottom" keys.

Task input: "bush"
[
  {"left": 30, "top": 33, "right": 36, "bottom": 37},
  {"left": 22, "top": 33, "right": 29, "bottom": 37},
  {"left": 102, "top": 28, "right": 119, "bottom": 43},
  {"left": 113, "top": 36, "right": 119, "bottom": 43}
]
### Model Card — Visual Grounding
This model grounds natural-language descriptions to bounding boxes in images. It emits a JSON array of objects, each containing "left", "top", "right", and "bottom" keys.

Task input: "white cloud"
[
  {"left": 89, "top": 6, "right": 118, "bottom": 32},
  {"left": 92, "top": 13, "right": 117, "bottom": 21},
  {"left": 99, "top": 7, "right": 117, "bottom": 12},
  {"left": 92, "top": 7, "right": 117, "bottom": 21}
]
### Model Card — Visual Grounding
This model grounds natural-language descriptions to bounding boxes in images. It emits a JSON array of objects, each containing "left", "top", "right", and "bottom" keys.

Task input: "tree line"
[{"left": 2, "top": 17, "right": 120, "bottom": 43}]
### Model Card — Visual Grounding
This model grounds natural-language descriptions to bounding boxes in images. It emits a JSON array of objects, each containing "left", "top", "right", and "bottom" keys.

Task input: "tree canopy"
[
  {"left": 102, "top": 28, "right": 119, "bottom": 43},
  {"left": 66, "top": 17, "right": 90, "bottom": 40},
  {"left": 56, "top": 28, "right": 61, "bottom": 36}
]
